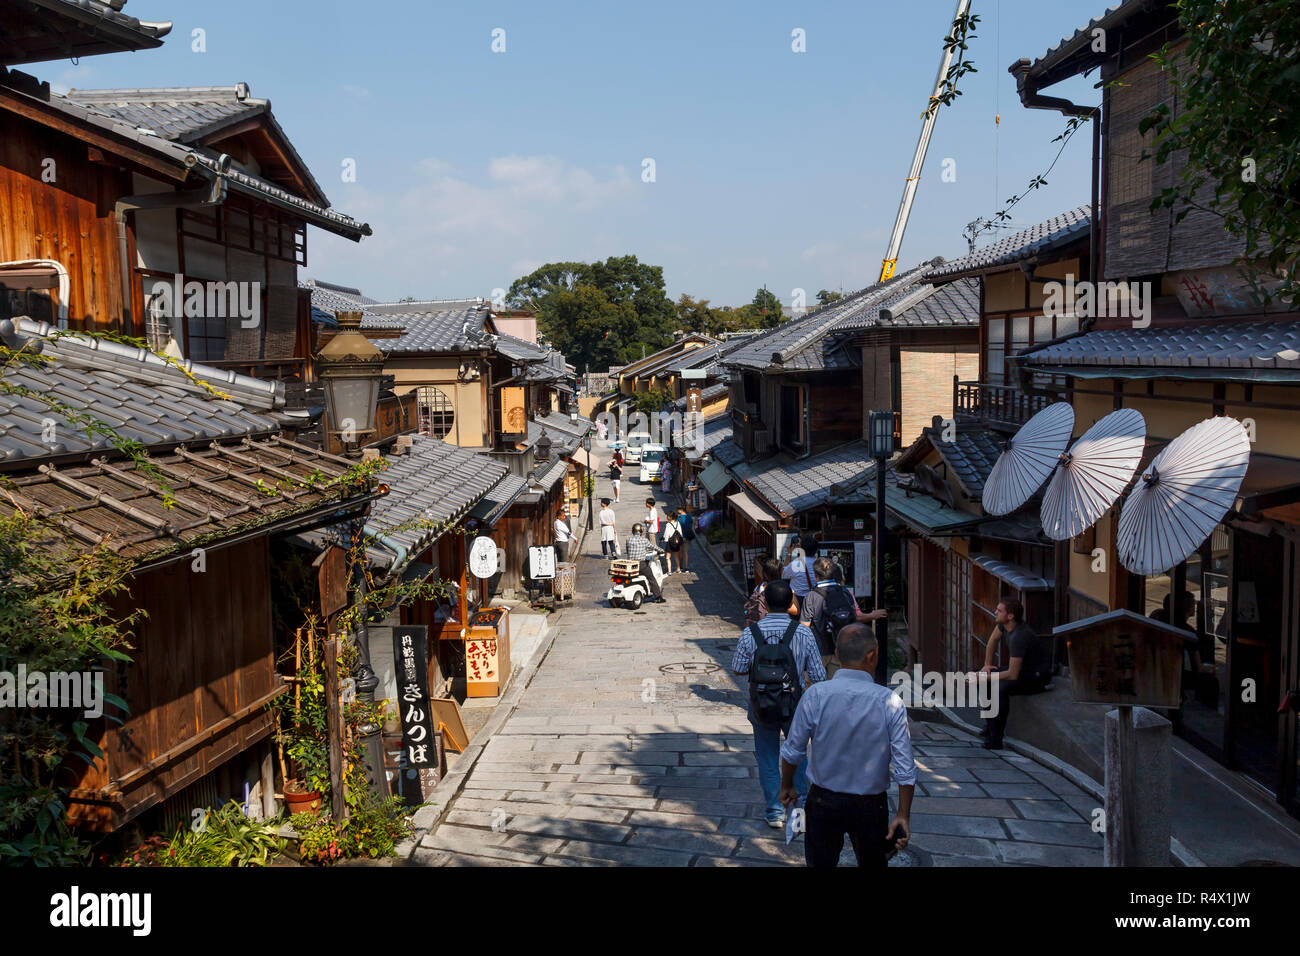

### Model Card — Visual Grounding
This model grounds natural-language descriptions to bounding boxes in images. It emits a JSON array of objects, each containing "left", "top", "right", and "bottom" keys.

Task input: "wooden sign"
[
  {"left": 430, "top": 697, "right": 468, "bottom": 753},
  {"left": 1056, "top": 609, "right": 1195, "bottom": 708},
  {"left": 686, "top": 387, "right": 702, "bottom": 414},
  {"left": 465, "top": 637, "right": 501, "bottom": 697},
  {"left": 501, "top": 386, "right": 527, "bottom": 439},
  {"left": 316, "top": 544, "right": 348, "bottom": 618},
  {"left": 392, "top": 625, "right": 437, "bottom": 804},
  {"left": 468, "top": 536, "right": 499, "bottom": 579}
]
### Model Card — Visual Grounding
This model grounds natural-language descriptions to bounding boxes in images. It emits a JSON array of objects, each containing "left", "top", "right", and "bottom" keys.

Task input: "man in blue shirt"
[
  {"left": 779, "top": 623, "right": 916, "bottom": 867},
  {"left": 731, "top": 578, "right": 826, "bottom": 827}
]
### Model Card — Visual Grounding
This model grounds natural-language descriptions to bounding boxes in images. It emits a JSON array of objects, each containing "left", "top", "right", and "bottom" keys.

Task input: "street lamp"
[
  {"left": 868, "top": 410, "right": 894, "bottom": 685},
  {"left": 319, "top": 311, "right": 385, "bottom": 451},
  {"left": 535, "top": 429, "right": 552, "bottom": 462},
  {"left": 583, "top": 429, "right": 594, "bottom": 531},
  {"left": 316, "top": 309, "right": 387, "bottom": 792}
]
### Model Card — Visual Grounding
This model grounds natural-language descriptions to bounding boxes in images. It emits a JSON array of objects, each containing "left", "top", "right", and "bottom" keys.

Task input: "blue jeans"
[{"left": 750, "top": 715, "right": 808, "bottom": 820}]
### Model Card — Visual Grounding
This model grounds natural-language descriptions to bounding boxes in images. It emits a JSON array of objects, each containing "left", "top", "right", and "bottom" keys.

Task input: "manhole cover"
[{"left": 659, "top": 661, "right": 721, "bottom": 675}]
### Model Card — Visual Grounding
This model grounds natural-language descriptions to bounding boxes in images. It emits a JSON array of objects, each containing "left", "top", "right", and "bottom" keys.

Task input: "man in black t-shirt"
[{"left": 978, "top": 598, "right": 1049, "bottom": 750}]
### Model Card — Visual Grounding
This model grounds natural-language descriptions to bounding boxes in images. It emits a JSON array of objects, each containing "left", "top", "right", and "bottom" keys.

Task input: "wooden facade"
[{"left": 69, "top": 538, "right": 281, "bottom": 832}]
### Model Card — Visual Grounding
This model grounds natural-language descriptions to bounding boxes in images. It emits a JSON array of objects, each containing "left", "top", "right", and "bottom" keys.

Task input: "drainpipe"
[
  {"left": 1008, "top": 60, "right": 1099, "bottom": 643},
  {"left": 113, "top": 153, "right": 230, "bottom": 337},
  {"left": 1009, "top": 58, "right": 1102, "bottom": 298}
]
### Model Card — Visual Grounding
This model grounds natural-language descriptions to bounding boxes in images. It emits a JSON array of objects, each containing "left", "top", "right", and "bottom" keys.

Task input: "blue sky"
[{"left": 49, "top": 0, "right": 1103, "bottom": 305}]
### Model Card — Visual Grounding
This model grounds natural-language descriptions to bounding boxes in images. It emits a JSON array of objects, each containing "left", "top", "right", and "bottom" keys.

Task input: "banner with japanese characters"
[{"left": 392, "top": 625, "right": 437, "bottom": 804}]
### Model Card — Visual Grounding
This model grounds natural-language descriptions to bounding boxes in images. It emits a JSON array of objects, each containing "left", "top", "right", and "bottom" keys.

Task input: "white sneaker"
[{"left": 766, "top": 815, "right": 786, "bottom": 829}]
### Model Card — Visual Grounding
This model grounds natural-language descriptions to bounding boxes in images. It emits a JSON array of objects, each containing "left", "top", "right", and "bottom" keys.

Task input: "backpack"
[
  {"left": 665, "top": 522, "right": 683, "bottom": 551},
  {"left": 748, "top": 620, "right": 802, "bottom": 727},
  {"left": 743, "top": 584, "right": 768, "bottom": 626},
  {"left": 813, "top": 584, "right": 858, "bottom": 657}
]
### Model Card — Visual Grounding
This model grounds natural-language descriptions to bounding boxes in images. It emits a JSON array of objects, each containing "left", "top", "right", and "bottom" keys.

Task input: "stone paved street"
[{"left": 409, "top": 477, "right": 1105, "bottom": 867}]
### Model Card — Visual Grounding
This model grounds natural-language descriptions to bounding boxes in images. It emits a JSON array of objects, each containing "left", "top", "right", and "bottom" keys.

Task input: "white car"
[
  {"left": 623, "top": 431, "right": 652, "bottom": 464},
  {"left": 638, "top": 444, "right": 666, "bottom": 483}
]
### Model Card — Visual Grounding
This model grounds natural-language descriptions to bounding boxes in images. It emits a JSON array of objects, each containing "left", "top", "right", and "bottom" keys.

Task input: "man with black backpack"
[
  {"left": 800, "top": 557, "right": 888, "bottom": 677},
  {"left": 730, "top": 578, "right": 826, "bottom": 828}
]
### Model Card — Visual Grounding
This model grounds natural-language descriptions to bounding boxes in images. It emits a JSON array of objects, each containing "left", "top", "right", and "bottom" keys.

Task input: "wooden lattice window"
[{"left": 417, "top": 386, "right": 455, "bottom": 439}]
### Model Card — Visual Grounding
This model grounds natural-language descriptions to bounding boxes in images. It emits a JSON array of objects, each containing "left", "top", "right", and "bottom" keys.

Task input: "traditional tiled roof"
[
  {"left": 365, "top": 437, "right": 509, "bottom": 558},
  {"left": 66, "top": 84, "right": 332, "bottom": 207},
  {"left": 0, "top": 435, "right": 373, "bottom": 566},
  {"left": 1019, "top": 1, "right": 1155, "bottom": 87},
  {"left": 732, "top": 440, "right": 879, "bottom": 517},
  {"left": 0, "top": 317, "right": 291, "bottom": 467},
  {"left": 1021, "top": 320, "right": 1300, "bottom": 380},
  {"left": 4, "top": 1, "right": 171, "bottom": 66},
  {"left": 468, "top": 473, "right": 527, "bottom": 525},
  {"left": 837, "top": 277, "right": 981, "bottom": 332},
  {"left": 711, "top": 437, "right": 745, "bottom": 468},
  {"left": 926, "top": 206, "right": 1091, "bottom": 280},
  {"left": 366, "top": 306, "right": 493, "bottom": 354},
  {"left": 685, "top": 412, "right": 733, "bottom": 461},
  {"left": 532, "top": 410, "right": 591, "bottom": 444},
  {"left": 902, "top": 420, "right": 1004, "bottom": 499},
  {"left": 723, "top": 263, "right": 936, "bottom": 371},
  {"left": 0, "top": 70, "right": 370, "bottom": 240}
]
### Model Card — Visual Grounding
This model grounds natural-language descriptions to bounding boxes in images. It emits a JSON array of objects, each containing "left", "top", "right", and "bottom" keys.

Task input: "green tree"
[
  {"left": 506, "top": 256, "right": 676, "bottom": 369},
  {"left": 816, "top": 289, "right": 844, "bottom": 306},
  {"left": 1142, "top": 0, "right": 1300, "bottom": 307}
]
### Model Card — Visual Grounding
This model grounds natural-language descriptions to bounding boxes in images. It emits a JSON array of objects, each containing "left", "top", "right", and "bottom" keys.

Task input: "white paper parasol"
[
  {"left": 1040, "top": 408, "right": 1147, "bottom": 540},
  {"left": 1117, "top": 417, "right": 1251, "bottom": 575},
  {"left": 981, "top": 402, "right": 1075, "bottom": 516}
]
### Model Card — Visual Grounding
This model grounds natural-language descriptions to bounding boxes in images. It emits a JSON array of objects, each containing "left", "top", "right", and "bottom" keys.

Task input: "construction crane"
[{"left": 879, "top": 0, "right": 972, "bottom": 282}]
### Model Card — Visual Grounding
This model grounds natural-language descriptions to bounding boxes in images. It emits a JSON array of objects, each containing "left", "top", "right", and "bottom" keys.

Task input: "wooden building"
[
  {"left": 0, "top": 317, "right": 376, "bottom": 833},
  {"left": 1009, "top": 0, "right": 1300, "bottom": 816}
]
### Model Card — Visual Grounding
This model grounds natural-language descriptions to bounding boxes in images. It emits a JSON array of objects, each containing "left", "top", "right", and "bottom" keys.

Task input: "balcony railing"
[{"left": 953, "top": 379, "right": 1060, "bottom": 428}]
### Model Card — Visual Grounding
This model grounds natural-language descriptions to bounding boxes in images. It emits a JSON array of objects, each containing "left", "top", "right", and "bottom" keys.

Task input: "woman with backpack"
[{"left": 662, "top": 510, "right": 683, "bottom": 574}]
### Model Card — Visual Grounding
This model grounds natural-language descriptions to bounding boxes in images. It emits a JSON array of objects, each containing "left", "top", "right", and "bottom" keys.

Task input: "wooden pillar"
[
  {"left": 324, "top": 639, "right": 345, "bottom": 820},
  {"left": 260, "top": 740, "right": 276, "bottom": 819}
]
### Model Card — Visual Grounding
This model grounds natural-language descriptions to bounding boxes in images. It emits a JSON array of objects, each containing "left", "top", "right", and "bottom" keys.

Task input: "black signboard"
[{"left": 392, "top": 625, "right": 437, "bottom": 805}]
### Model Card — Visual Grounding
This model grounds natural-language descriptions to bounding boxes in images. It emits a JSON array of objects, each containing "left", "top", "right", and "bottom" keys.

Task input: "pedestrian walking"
[
  {"left": 660, "top": 457, "right": 673, "bottom": 493},
  {"left": 978, "top": 598, "right": 1049, "bottom": 750},
  {"left": 676, "top": 507, "right": 694, "bottom": 572},
  {"left": 730, "top": 578, "right": 826, "bottom": 828},
  {"left": 644, "top": 497, "right": 661, "bottom": 545},
  {"left": 595, "top": 417, "right": 607, "bottom": 442},
  {"left": 799, "top": 556, "right": 887, "bottom": 678},
  {"left": 744, "top": 557, "right": 783, "bottom": 626},
  {"left": 598, "top": 498, "right": 618, "bottom": 557},
  {"left": 662, "top": 511, "right": 683, "bottom": 574},
  {"left": 782, "top": 534, "right": 843, "bottom": 599},
  {"left": 624, "top": 523, "right": 665, "bottom": 602},
  {"left": 553, "top": 506, "right": 573, "bottom": 564},
  {"left": 779, "top": 623, "right": 916, "bottom": 868},
  {"left": 609, "top": 456, "right": 622, "bottom": 503}
]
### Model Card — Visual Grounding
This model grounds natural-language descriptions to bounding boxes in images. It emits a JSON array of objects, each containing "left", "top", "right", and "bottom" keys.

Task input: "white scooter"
[{"left": 606, "top": 553, "right": 665, "bottom": 610}]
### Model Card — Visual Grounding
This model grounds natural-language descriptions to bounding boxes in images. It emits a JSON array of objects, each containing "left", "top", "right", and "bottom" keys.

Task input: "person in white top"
[
  {"left": 553, "top": 507, "right": 574, "bottom": 564},
  {"left": 661, "top": 512, "right": 683, "bottom": 574},
  {"left": 598, "top": 498, "right": 618, "bottom": 557},
  {"left": 644, "top": 498, "right": 661, "bottom": 546}
]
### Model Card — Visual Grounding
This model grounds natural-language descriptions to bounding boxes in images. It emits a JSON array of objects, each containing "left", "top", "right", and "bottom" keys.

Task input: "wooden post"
[
  {"left": 324, "top": 639, "right": 346, "bottom": 820},
  {"left": 1114, "top": 704, "right": 1138, "bottom": 866},
  {"left": 260, "top": 741, "right": 276, "bottom": 819}
]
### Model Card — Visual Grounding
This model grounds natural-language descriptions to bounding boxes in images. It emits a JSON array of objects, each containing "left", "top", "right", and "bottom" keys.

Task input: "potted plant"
[{"left": 271, "top": 624, "right": 332, "bottom": 816}]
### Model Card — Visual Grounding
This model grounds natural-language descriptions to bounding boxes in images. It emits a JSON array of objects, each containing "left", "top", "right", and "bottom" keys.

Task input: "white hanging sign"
[{"left": 469, "top": 536, "right": 499, "bottom": 578}]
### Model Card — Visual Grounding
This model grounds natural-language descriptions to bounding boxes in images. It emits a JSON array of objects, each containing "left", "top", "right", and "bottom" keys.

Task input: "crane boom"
[{"left": 880, "top": 0, "right": 972, "bottom": 282}]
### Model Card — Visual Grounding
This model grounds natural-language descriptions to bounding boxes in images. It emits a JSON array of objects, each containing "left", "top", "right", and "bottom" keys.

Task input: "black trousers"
[
  {"left": 983, "top": 675, "right": 1047, "bottom": 744},
  {"left": 804, "top": 784, "right": 889, "bottom": 868}
]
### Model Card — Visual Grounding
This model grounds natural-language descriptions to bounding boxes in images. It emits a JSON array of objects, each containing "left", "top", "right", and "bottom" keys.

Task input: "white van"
[
  {"left": 638, "top": 444, "right": 666, "bottom": 483},
  {"left": 623, "top": 431, "right": 652, "bottom": 464}
]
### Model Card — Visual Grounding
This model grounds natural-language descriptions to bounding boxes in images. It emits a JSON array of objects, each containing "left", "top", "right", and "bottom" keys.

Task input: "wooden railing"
[{"left": 953, "top": 379, "right": 1060, "bottom": 427}]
